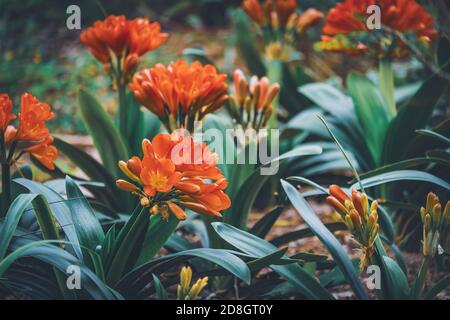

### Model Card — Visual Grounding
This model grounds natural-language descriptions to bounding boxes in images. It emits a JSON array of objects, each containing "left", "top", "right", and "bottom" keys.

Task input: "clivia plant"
[{"left": 0, "top": 0, "right": 449, "bottom": 301}]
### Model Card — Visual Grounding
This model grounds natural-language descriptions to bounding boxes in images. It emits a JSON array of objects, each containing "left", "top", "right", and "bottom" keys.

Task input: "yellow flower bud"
[
  {"left": 118, "top": 161, "right": 140, "bottom": 182},
  {"left": 187, "top": 277, "right": 208, "bottom": 300}
]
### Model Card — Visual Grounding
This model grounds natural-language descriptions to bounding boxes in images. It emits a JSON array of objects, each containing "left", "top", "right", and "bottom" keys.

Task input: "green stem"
[
  {"left": 1, "top": 133, "right": 11, "bottom": 217},
  {"left": 1, "top": 162, "right": 11, "bottom": 217},
  {"left": 411, "top": 256, "right": 430, "bottom": 300},
  {"left": 379, "top": 58, "right": 396, "bottom": 118},
  {"left": 266, "top": 59, "right": 283, "bottom": 128},
  {"left": 118, "top": 83, "right": 128, "bottom": 138}
]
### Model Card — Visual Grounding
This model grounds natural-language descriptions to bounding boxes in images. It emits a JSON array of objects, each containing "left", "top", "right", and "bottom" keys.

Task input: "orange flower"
[
  {"left": 0, "top": 94, "right": 16, "bottom": 132},
  {"left": 117, "top": 132, "right": 230, "bottom": 220},
  {"left": 16, "top": 93, "right": 54, "bottom": 142},
  {"left": 140, "top": 138, "right": 182, "bottom": 196},
  {"left": 80, "top": 15, "right": 129, "bottom": 63},
  {"left": 242, "top": 0, "right": 267, "bottom": 26},
  {"left": 327, "top": 185, "right": 379, "bottom": 272},
  {"left": 80, "top": 15, "right": 168, "bottom": 82},
  {"left": 321, "top": 0, "right": 437, "bottom": 57},
  {"left": 229, "top": 69, "right": 280, "bottom": 130},
  {"left": 25, "top": 135, "right": 58, "bottom": 170},
  {"left": 297, "top": 8, "right": 324, "bottom": 33},
  {"left": 130, "top": 60, "right": 228, "bottom": 132},
  {"left": 0, "top": 93, "right": 57, "bottom": 170},
  {"left": 128, "top": 18, "right": 169, "bottom": 56},
  {"left": 274, "top": 0, "right": 297, "bottom": 28}
]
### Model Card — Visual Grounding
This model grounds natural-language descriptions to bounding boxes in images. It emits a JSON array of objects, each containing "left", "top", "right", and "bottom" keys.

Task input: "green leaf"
[
  {"left": 14, "top": 178, "right": 83, "bottom": 260},
  {"left": 347, "top": 72, "right": 391, "bottom": 164},
  {"left": 31, "top": 195, "right": 75, "bottom": 299},
  {"left": 424, "top": 275, "right": 450, "bottom": 300},
  {"left": 78, "top": 88, "right": 129, "bottom": 178},
  {"left": 119, "top": 248, "right": 251, "bottom": 288},
  {"left": 270, "top": 222, "right": 346, "bottom": 247},
  {"left": 351, "top": 170, "right": 450, "bottom": 191},
  {"left": 354, "top": 157, "right": 450, "bottom": 181},
  {"left": 281, "top": 180, "right": 368, "bottom": 300},
  {"left": 106, "top": 207, "right": 149, "bottom": 286},
  {"left": 381, "top": 256, "right": 410, "bottom": 299},
  {"left": 0, "top": 194, "right": 37, "bottom": 260},
  {"left": 247, "top": 248, "right": 293, "bottom": 272},
  {"left": 249, "top": 206, "right": 283, "bottom": 239},
  {"left": 212, "top": 222, "right": 333, "bottom": 300},
  {"left": 382, "top": 40, "right": 449, "bottom": 165},
  {"left": 152, "top": 274, "right": 167, "bottom": 300},
  {"left": 226, "top": 145, "right": 322, "bottom": 229},
  {"left": 136, "top": 213, "right": 179, "bottom": 265},
  {"left": 65, "top": 176, "right": 104, "bottom": 251}
]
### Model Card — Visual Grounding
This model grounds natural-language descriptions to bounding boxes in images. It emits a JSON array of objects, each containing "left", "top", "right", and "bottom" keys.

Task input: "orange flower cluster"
[
  {"left": 80, "top": 15, "right": 168, "bottom": 83},
  {"left": 130, "top": 60, "right": 228, "bottom": 132},
  {"left": 116, "top": 131, "right": 230, "bottom": 220},
  {"left": 242, "top": 1, "right": 323, "bottom": 60},
  {"left": 228, "top": 69, "right": 280, "bottom": 130},
  {"left": 327, "top": 185, "right": 379, "bottom": 272},
  {"left": 242, "top": 0, "right": 323, "bottom": 32},
  {"left": 0, "top": 93, "right": 57, "bottom": 170},
  {"left": 320, "top": 0, "right": 437, "bottom": 58}
]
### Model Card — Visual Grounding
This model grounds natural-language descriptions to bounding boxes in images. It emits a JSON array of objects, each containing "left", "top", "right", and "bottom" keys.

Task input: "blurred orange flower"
[
  {"left": 117, "top": 131, "right": 230, "bottom": 220},
  {"left": 130, "top": 60, "right": 228, "bottom": 132},
  {"left": 0, "top": 93, "right": 57, "bottom": 170},
  {"left": 320, "top": 0, "right": 437, "bottom": 57},
  {"left": 80, "top": 15, "right": 168, "bottom": 82}
]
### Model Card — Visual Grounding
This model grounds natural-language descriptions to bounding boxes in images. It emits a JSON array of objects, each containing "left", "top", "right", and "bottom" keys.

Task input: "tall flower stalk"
[
  {"left": 80, "top": 15, "right": 168, "bottom": 136},
  {"left": 0, "top": 93, "right": 57, "bottom": 216}
]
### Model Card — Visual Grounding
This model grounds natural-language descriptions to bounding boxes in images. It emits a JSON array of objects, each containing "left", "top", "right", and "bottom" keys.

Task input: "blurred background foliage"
[{"left": 0, "top": 0, "right": 448, "bottom": 134}]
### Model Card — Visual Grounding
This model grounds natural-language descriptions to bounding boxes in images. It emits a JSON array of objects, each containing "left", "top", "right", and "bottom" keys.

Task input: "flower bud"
[{"left": 116, "top": 179, "right": 139, "bottom": 192}]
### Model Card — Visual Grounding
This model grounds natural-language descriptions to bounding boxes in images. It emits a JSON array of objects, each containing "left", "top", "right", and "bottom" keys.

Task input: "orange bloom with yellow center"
[
  {"left": 130, "top": 60, "right": 228, "bottom": 132},
  {"left": 321, "top": 0, "right": 437, "bottom": 57},
  {"left": 117, "top": 132, "right": 230, "bottom": 220},
  {"left": 0, "top": 93, "right": 57, "bottom": 170}
]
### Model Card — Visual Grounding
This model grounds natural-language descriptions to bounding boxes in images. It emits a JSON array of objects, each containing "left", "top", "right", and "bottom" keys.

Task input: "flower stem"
[
  {"left": 379, "top": 58, "right": 396, "bottom": 118},
  {"left": 0, "top": 135, "right": 11, "bottom": 217},
  {"left": 118, "top": 82, "right": 128, "bottom": 138},
  {"left": 411, "top": 256, "right": 430, "bottom": 300},
  {"left": 266, "top": 59, "right": 283, "bottom": 128},
  {"left": 1, "top": 162, "right": 11, "bottom": 217}
]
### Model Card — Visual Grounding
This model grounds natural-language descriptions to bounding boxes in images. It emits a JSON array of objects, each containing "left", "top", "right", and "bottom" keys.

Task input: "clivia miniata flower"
[
  {"left": 319, "top": 0, "right": 437, "bottom": 58},
  {"left": 129, "top": 60, "right": 228, "bottom": 132},
  {"left": 228, "top": 69, "right": 280, "bottom": 130},
  {"left": 80, "top": 15, "right": 168, "bottom": 84},
  {"left": 116, "top": 131, "right": 230, "bottom": 221},
  {"left": 420, "top": 193, "right": 450, "bottom": 257},
  {"left": 0, "top": 93, "right": 58, "bottom": 170},
  {"left": 327, "top": 185, "right": 379, "bottom": 272},
  {"left": 242, "top": 0, "right": 323, "bottom": 61}
]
